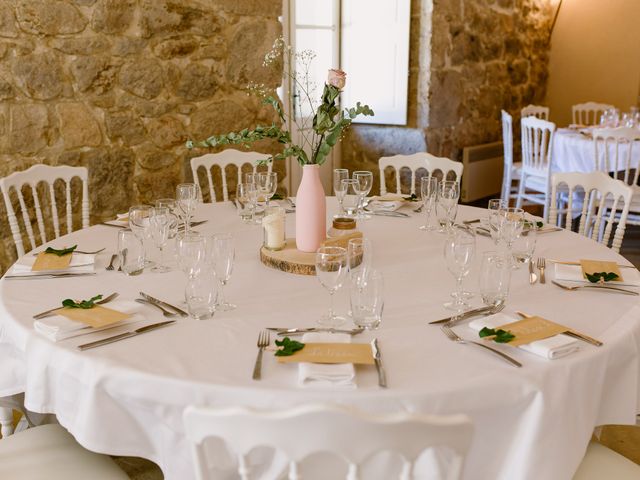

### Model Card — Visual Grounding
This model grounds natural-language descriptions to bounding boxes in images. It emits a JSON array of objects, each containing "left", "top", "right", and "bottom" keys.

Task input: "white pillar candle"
[{"left": 262, "top": 206, "right": 285, "bottom": 250}]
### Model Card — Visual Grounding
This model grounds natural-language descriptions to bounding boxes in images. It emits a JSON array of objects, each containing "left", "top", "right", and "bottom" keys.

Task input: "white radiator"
[{"left": 460, "top": 141, "right": 504, "bottom": 203}]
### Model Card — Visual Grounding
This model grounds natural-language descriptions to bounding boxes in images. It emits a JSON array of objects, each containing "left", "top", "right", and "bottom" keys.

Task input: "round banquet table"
[
  {"left": 553, "top": 127, "right": 640, "bottom": 173},
  {"left": 1, "top": 199, "right": 640, "bottom": 480}
]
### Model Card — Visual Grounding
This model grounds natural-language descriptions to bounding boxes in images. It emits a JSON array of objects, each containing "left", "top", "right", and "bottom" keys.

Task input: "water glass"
[
  {"left": 350, "top": 270, "right": 384, "bottom": 330},
  {"left": 149, "top": 206, "right": 175, "bottom": 273},
  {"left": 419, "top": 176, "right": 438, "bottom": 231},
  {"left": 129, "top": 205, "right": 152, "bottom": 240},
  {"left": 353, "top": 171, "right": 373, "bottom": 219},
  {"left": 176, "top": 183, "right": 198, "bottom": 233},
  {"left": 347, "top": 237, "right": 372, "bottom": 290},
  {"left": 211, "top": 233, "right": 236, "bottom": 311},
  {"left": 443, "top": 226, "right": 476, "bottom": 311},
  {"left": 315, "top": 246, "right": 348, "bottom": 327},
  {"left": 185, "top": 268, "right": 218, "bottom": 320},
  {"left": 177, "top": 232, "right": 205, "bottom": 278},
  {"left": 340, "top": 179, "right": 360, "bottom": 217},
  {"left": 237, "top": 182, "right": 258, "bottom": 223},
  {"left": 437, "top": 181, "right": 459, "bottom": 232},
  {"left": 498, "top": 207, "right": 525, "bottom": 250},
  {"left": 512, "top": 225, "right": 537, "bottom": 267},
  {"left": 486, "top": 198, "right": 507, "bottom": 245},
  {"left": 478, "top": 252, "right": 511, "bottom": 306},
  {"left": 333, "top": 169, "right": 349, "bottom": 213},
  {"left": 117, "top": 229, "right": 144, "bottom": 276}
]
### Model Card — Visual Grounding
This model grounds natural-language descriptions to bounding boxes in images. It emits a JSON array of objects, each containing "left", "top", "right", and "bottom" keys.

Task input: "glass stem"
[
  {"left": 456, "top": 275, "right": 464, "bottom": 300},
  {"left": 159, "top": 245, "right": 164, "bottom": 268},
  {"left": 328, "top": 290, "right": 335, "bottom": 320},
  {"left": 218, "top": 282, "right": 226, "bottom": 305}
]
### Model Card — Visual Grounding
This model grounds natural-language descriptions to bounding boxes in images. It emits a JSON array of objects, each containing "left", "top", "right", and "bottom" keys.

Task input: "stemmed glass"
[
  {"left": 497, "top": 207, "right": 525, "bottom": 265},
  {"left": 419, "top": 177, "right": 438, "bottom": 231},
  {"left": 315, "top": 246, "right": 348, "bottom": 327},
  {"left": 443, "top": 226, "right": 476, "bottom": 311},
  {"left": 436, "top": 181, "right": 459, "bottom": 232},
  {"left": 485, "top": 198, "right": 507, "bottom": 245},
  {"left": 129, "top": 205, "right": 153, "bottom": 267},
  {"left": 259, "top": 172, "right": 277, "bottom": 208},
  {"left": 177, "top": 233, "right": 205, "bottom": 279},
  {"left": 176, "top": 183, "right": 198, "bottom": 234},
  {"left": 211, "top": 233, "right": 236, "bottom": 311},
  {"left": 333, "top": 168, "right": 349, "bottom": 214},
  {"left": 149, "top": 206, "right": 175, "bottom": 273},
  {"left": 512, "top": 222, "right": 537, "bottom": 267},
  {"left": 353, "top": 171, "right": 373, "bottom": 219},
  {"left": 340, "top": 179, "right": 360, "bottom": 217},
  {"left": 237, "top": 182, "right": 258, "bottom": 223},
  {"left": 478, "top": 252, "right": 511, "bottom": 306},
  {"left": 347, "top": 237, "right": 372, "bottom": 290}
]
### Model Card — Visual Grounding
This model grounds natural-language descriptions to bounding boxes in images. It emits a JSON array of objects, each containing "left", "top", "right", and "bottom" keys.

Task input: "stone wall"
[
  {"left": 0, "top": 0, "right": 283, "bottom": 271},
  {"left": 342, "top": 0, "right": 554, "bottom": 194}
]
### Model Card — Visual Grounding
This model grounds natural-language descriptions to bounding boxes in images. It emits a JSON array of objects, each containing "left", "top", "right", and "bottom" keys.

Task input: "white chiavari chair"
[
  {"left": 0, "top": 165, "right": 89, "bottom": 258},
  {"left": 190, "top": 149, "right": 272, "bottom": 202},
  {"left": 0, "top": 423, "right": 128, "bottom": 479},
  {"left": 572, "top": 102, "right": 614, "bottom": 126},
  {"left": 184, "top": 404, "right": 473, "bottom": 480},
  {"left": 549, "top": 172, "right": 632, "bottom": 252},
  {"left": 500, "top": 110, "right": 522, "bottom": 203},
  {"left": 521, "top": 104, "right": 549, "bottom": 120},
  {"left": 592, "top": 127, "right": 640, "bottom": 225},
  {"left": 516, "top": 116, "right": 556, "bottom": 221},
  {"left": 378, "top": 152, "right": 463, "bottom": 196}
]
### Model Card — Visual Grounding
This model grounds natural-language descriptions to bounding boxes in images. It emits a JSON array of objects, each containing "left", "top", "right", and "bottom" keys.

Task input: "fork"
[
  {"left": 551, "top": 280, "right": 639, "bottom": 296},
  {"left": 413, "top": 204, "right": 424, "bottom": 213},
  {"left": 440, "top": 325, "right": 522, "bottom": 368},
  {"left": 537, "top": 257, "right": 546, "bottom": 284},
  {"left": 252, "top": 330, "right": 270, "bottom": 380},
  {"left": 33, "top": 292, "right": 119, "bottom": 319},
  {"left": 106, "top": 254, "right": 118, "bottom": 271}
]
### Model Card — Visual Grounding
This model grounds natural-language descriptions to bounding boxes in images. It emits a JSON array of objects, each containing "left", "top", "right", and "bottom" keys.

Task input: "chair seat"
[
  {"left": 0, "top": 424, "right": 128, "bottom": 480},
  {"left": 522, "top": 174, "right": 548, "bottom": 194},
  {"left": 511, "top": 162, "right": 523, "bottom": 176},
  {"left": 573, "top": 441, "right": 640, "bottom": 479}
]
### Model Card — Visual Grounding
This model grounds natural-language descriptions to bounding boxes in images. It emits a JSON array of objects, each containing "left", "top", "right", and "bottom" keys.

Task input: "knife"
[
  {"left": 371, "top": 338, "right": 387, "bottom": 388},
  {"left": 367, "top": 211, "right": 409, "bottom": 218},
  {"left": 429, "top": 305, "right": 495, "bottom": 325},
  {"left": 515, "top": 311, "right": 603, "bottom": 347},
  {"left": 3, "top": 272, "right": 97, "bottom": 280},
  {"left": 546, "top": 259, "right": 637, "bottom": 269},
  {"left": 266, "top": 327, "right": 365, "bottom": 335},
  {"left": 528, "top": 259, "right": 538, "bottom": 284},
  {"left": 78, "top": 321, "right": 176, "bottom": 350},
  {"left": 139, "top": 292, "right": 188, "bottom": 317}
]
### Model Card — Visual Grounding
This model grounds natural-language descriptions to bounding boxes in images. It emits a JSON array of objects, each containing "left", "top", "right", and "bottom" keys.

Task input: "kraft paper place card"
[
  {"left": 56, "top": 306, "right": 131, "bottom": 329},
  {"left": 31, "top": 252, "right": 72, "bottom": 272},
  {"left": 494, "top": 316, "right": 569, "bottom": 347},
  {"left": 580, "top": 259, "right": 623, "bottom": 282},
  {"left": 276, "top": 343, "right": 375, "bottom": 365}
]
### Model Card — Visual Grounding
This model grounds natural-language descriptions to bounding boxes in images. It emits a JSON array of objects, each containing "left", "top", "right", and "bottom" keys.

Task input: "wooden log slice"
[{"left": 260, "top": 238, "right": 316, "bottom": 275}]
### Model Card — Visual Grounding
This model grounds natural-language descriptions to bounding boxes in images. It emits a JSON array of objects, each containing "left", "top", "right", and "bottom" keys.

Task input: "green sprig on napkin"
[
  {"left": 270, "top": 193, "right": 285, "bottom": 200},
  {"left": 45, "top": 245, "right": 77, "bottom": 257},
  {"left": 479, "top": 327, "right": 515, "bottom": 343},
  {"left": 585, "top": 271, "right": 619, "bottom": 283},
  {"left": 274, "top": 337, "right": 305, "bottom": 356},
  {"left": 62, "top": 294, "right": 103, "bottom": 309},
  {"left": 403, "top": 194, "right": 419, "bottom": 202},
  {"left": 523, "top": 220, "right": 544, "bottom": 230}
]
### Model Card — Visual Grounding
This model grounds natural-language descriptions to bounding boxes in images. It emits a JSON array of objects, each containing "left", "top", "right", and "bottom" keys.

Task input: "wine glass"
[
  {"left": 340, "top": 179, "right": 360, "bottom": 217},
  {"left": 259, "top": 172, "right": 277, "bottom": 208},
  {"left": 176, "top": 232, "right": 205, "bottom": 278},
  {"left": 176, "top": 183, "right": 198, "bottom": 234},
  {"left": 443, "top": 226, "right": 476, "bottom": 311},
  {"left": 350, "top": 269, "right": 384, "bottom": 330},
  {"left": 315, "top": 246, "right": 348, "bottom": 327},
  {"left": 129, "top": 205, "right": 153, "bottom": 266},
  {"left": 149, "top": 206, "right": 174, "bottom": 273},
  {"left": 237, "top": 182, "right": 258, "bottom": 223},
  {"left": 347, "top": 237, "right": 372, "bottom": 290},
  {"left": 498, "top": 207, "right": 525, "bottom": 257},
  {"left": 353, "top": 171, "right": 373, "bottom": 219},
  {"left": 478, "top": 252, "right": 511, "bottom": 306},
  {"left": 333, "top": 168, "right": 349, "bottom": 213},
  {"left": 419, "top": 176, "right": 438, "bottom": 231},
  {"left": 486, "top": 198, "right": 507, "bottom": 245},
  {"left": 211, "top": 233, "right": 236, "bottom": 311},
  {"left": 437, "top": 181, "right": 459, "bottom": 232}
]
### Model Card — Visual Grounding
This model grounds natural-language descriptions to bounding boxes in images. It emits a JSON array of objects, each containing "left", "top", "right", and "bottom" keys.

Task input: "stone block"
[
  {"left": 91, "top": 0, "right": 135, "bottom": 34},
  {"left": 134, "top": 143, "right": 175, "bottom": 171},
  {"left": 8, "top": 104, "right": 50, "bottom": 154},
  {"left": 16, "top": 0, "right": 88, "bottom": 35},
  {"left": 52, "top": 36, "right": 110, "bottom": 55},
  {"left": 12, "top": 53, "right": 64, "bottom": 100},
  {"left": 117, "top": 92, "right": 175, "bottom": 118},
  {"left": 147, "top": 115, "right": 187, "bottom": 149},
  {"left": 0, "top": 1, "right": 18, "bottom": 38},
  {"left": 189, "top": 98, "right": 253, "bottom": 139},
  {"left": 429, "top": 70, "right": 462, "bottom": 127},
  {"left": 86, "top": 147, "right": 135, "bottom": 217},
  {"left": 71, "top": 55, "right": 119, "bottom": 94},
  {"left": 112, "top": 37, "right": 147, "bottom": 57},
  {"left": 177, "top": 63, "right": 217, "bottom": 101},
  {"left": 138, "top": 0, "right": 223, "bottom": 39},
  {"left": 105, "top": 113, "right": 146, "bottom": 146},
  {"left": 119, "top": 58, "right": 164, "bottom": 99},
  {"left": 212, "top": 0, "right": 282, "bottom": 17},
  {"left": 153, "top": 35, "right": 200, "bottom": 59},
  {"left": 133, "top": 164, "right": 181, "bottom": 204},
  {"left": 56, "top": 103, "right": 102, "bottom": 148},
  {"left": 0, "top": 78, "right": 14, "bottom": 100}
]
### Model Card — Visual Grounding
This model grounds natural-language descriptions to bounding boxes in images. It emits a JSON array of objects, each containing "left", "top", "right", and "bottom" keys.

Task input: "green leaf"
[
  {"left": 62, "top": 294, "right": 103, "bottom": 309},
  {"left": 478, "top": 327, "right": 515, "bottom": 343},
  {"left": 403, "top": 194, "right": 419, "bottom": 202},
  {"left": 270, "top": 193, "right": 284, "bottom": 200},
  {"left": 274, "top": 337, "right": 305, "bottom": 356},
  {"left": 585, "top": 271, "right": 619, "bottom": 283},
  {"left": 44, "top": 245, "right": 77, "bottom": 257}
]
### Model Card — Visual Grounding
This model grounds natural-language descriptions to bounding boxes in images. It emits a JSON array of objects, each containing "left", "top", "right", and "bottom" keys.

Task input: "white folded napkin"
[
  {"left": 298, "top": 332, "right": 356, "bottom": 389},
  {"left": 369, "top": 199, "right": 404, "bottom": 212},
  {"left": 468, "top": 313, "right": 580, "bottom": 360},
  {"left": 554, "top": 264, "right": 640, "bottom": 287},
  {"left": 34, "top": 300, "right": 143, "bottom": 342},
  {"left": 10, "top": 253, "right": 96, "bottom": 276}
]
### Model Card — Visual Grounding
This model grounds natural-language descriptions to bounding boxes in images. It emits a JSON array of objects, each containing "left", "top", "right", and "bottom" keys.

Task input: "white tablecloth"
[
  {"left": 1, "top": 200, "right": 640, "bottom": 480},
  {"left": 553, "top": 128, "right": 640, "bottom": 173}
]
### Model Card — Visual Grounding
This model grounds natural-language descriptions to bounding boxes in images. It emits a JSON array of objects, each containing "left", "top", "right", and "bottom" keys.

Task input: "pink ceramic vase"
[{"left": 295, "top": 164, "right": 327, "bottom": 252}]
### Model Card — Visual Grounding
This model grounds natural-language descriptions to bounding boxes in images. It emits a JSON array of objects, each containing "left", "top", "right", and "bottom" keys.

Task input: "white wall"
[{"left": 545, "top": 0, "right": 640, "bottom": 127}]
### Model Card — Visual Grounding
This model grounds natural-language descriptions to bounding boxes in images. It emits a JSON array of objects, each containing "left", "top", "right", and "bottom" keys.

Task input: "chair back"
[
  {"left": 572, "top": 102, "right": 614, "bottom": 126},
  {"left": 0, "top": 164, "right": 89, "bottom": 257},
  {"left": 549, "top": 171, "right": 632, "bottom": 252},
  {"left": 521, "top": 104, "right": 549, "bottom": 120},
  {"left": 592, "top": 127, "right": 640, "bottom": 186},
  {"left": 520, "top": 116, "right": 555, "bottom": 175},
  {"left": 501, "top": 110, "right": 514, "bottom": 201},
  {"left": 190, "top": 149, "right": 272, "bottom": 202},
  {"left": 378, "top": 152, "right": 463, "bottom": 196},
  {"left": 184, "top": 404, "right": 473, "bottom": 480}
]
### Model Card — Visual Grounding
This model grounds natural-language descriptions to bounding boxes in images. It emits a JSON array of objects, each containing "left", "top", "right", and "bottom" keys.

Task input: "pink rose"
[{"left": 327, "top": 69, "right": 346, "bottom": 89}]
